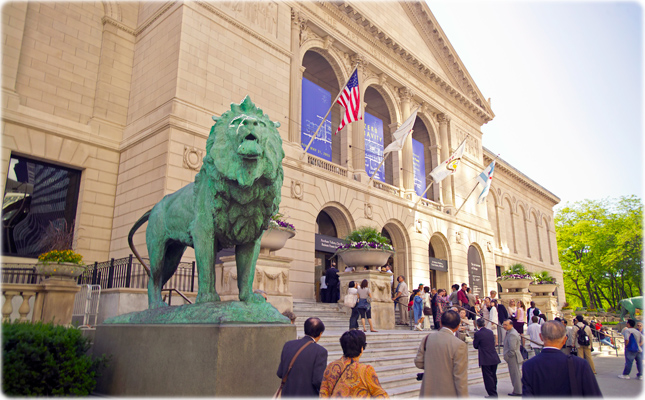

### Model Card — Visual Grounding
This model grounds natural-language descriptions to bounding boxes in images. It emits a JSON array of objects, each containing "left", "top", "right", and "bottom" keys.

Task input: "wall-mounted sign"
[
  {"left": 429, "top": 257, "right": 448, "bottom": 272},
  {"left": 301, "top": 78, "right": 332, "bottom": 161},
  {"left": 315, "top": 234, "right": 345, "bottom": 253},
  {"left": 468, "top": 245, "right": 483, "bottom": 297},
  {"left": 364, "top": 112, "right": 384, "bottom": 182}
]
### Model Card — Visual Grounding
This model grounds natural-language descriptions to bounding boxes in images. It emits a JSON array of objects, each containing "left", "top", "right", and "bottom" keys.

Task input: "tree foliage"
[{"left": 556, "top": 195, "right": 642, "bottom": 311}]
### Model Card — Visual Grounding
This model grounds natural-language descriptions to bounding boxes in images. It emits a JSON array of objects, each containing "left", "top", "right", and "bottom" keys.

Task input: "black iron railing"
[{"left": 1, "top": 266, "right": 42, "bottom": 284}]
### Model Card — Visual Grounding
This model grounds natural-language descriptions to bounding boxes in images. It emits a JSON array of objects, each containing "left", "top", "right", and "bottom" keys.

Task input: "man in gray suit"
[
  {"left": 502, "top": 318, "right": 523, "bottom": 396},
  {"left": 414, "top": 310, "right": 468, "bottom": 397}
]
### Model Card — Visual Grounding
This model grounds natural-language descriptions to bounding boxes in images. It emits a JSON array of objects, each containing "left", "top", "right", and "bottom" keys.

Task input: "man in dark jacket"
[
  {"left": 497, "top": 301, "right": 509, "bottom": 343},
  {"left": 324, "top": 261, "right": 339, "bottom": 303},
  {"left": 522, "top": 320, "right": 602, "bottom": 397},
  {"left": 277, "top": 317, "right": 328, "bottom": 396},
  {"left": 473, "top": 318, "right": 501, "bottom": 398}
]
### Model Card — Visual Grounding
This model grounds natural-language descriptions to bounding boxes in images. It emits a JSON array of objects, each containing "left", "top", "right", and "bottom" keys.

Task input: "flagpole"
[
  {"left": 454, "top": 182, "right": 480, "bottom": 217},
  {"left": 300, "top": 64, "right": 359, "bottom": 160},
  {"left": 366, "top": 152, "right": 391, "bottom": 186},
  {"left": 453, "top": 154, "right": 500, "bottom": 217},
  {"left": 413, "top": 181, "right": 434, "bottom": 207}
]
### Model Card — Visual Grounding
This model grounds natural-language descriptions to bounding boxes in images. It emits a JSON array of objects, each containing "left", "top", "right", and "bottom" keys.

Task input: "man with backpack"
[
  {"left": 619, "top": 319, "right": 643, "bottom": 380},
  {"left": 573, "top": 315, "right": 596, "bottom": 374}
]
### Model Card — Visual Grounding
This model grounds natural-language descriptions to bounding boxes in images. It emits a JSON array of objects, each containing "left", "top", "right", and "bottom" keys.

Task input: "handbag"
[
  {"left": 423, "top": 306, "right": 432, "bottom": 316},
  {"left": 343, "top": 293, "right": 358, "bottom": 308},
  {"left": 274, "top": 340, "right": 313, "bottom": 398}
]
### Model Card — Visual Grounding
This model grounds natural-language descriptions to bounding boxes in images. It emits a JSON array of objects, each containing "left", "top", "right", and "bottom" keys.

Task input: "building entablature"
[{"left": 293, "top": 1, "right": 494, "bottom": 127}]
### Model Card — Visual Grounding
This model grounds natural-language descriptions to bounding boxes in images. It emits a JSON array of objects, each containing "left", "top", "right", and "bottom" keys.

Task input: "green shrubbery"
[{"left": 2, "top": 321, "right": 107, "bottom": 396}]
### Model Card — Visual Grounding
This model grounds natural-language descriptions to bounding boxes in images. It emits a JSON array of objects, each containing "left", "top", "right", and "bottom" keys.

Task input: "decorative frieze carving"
[
  {"left": 455, "top": 127, "right": 480, "bottom": 158},
  {"left": 364, "top": 203, "right": 373, "bottom": 219},
  {"left": 224, "top": 1, "right": 279, "bottom": 38},
  {"left": 183, "top": 146, "right": 204, "bottom": 170},
  {"left": 436, "top": 113, "right": 450, "bottom": 125},
  {"left": 291, "top": 180, "right": 304, "bottom": 199},
  {"left": 398, "top": 87, "right": 413, "bottom": 103}
]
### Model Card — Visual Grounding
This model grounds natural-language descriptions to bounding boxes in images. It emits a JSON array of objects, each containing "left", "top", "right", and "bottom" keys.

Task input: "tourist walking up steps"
[
  {"left": 502, "top": 319, "right": 523, "bottom": 396},
  {"left": 473, "top": 318, "right": 500, "bottom": 398},
  {"left": 392, "top": 276, "right": 409, "bottom": 325},
  {"left": 573, "top": 315, "right": 597, "bottom": 374},
  {"left": 522, "top": 320, "right": 602, "bottom": 396},
  {"left": 414, "top": 310, "right": 468, "bottom": 397},
  {"left": 619, "top": 318, "right": 644, "bottom": 380},
  {"left": 357, "top": 279, "right": 377, "bottom": 332},
  {"left": 276, "top": 317, "right": 328, "bottom": 397},
  {"left": 347, "top": 281, "right": 359, "bottom": 330},
  {"left": 320, "top": 330, "right": 388, "bottom": 398}
]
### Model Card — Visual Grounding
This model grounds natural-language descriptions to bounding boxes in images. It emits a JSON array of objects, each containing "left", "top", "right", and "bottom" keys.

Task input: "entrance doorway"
[{"left": 315, "top": 211, "right": 340, "bottom": 302}]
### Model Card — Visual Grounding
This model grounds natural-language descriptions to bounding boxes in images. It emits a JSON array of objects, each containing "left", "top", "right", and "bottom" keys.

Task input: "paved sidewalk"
[{"left": 467, "top": 351, "right": 643, "bottom": 397}]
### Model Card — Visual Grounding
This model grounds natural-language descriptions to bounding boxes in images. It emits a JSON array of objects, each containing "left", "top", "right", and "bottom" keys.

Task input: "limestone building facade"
[{"left": 1, "top": 1, "right": 564, "bottom": 304}]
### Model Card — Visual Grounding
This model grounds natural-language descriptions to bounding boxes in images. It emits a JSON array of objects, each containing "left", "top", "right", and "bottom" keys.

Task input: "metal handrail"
[
  {"left": 162, "top": 288, "right": 193, "bottom": 305},
  {"left": 577, "top": 322, "right": 625, "bottom": 357}
]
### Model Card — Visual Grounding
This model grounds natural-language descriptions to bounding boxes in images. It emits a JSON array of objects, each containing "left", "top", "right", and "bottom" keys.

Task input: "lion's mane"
[{"left": 194, "top": 96, "right": 285, "bottom": 247}]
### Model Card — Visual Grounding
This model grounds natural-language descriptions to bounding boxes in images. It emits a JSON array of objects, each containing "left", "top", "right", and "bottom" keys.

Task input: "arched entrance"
[
  {"left": 467, "top": 244, "right": 485, "bottom": 298},
  {"left": 382, "top": 221, "right": 409, "bottom": 285},
  {"left": 314, "top": 205, "right": 353, "bottom": 302},
  {"left": 429, "top": 233, "right": 450, "bottom": 290}
]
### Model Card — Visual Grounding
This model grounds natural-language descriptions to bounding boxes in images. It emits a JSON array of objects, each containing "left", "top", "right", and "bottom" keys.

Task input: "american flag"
[{"left": 336, "top": 69, "right": 362, "bottom": 133}]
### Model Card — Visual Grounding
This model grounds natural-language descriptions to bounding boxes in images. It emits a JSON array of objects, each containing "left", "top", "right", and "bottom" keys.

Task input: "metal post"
[
  {"left": 125, "top": 254, "right": 133, "bottom": 288},
  {"left": 107, "top": 258, "right": 115, "bottom": 289},
  {"left": 191, "top": 261, "right": 196, "bottom": 293}
]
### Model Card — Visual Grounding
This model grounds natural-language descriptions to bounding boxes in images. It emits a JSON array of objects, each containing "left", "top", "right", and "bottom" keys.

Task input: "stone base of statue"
[
  {"left": 93, "top": 323, "right": 295, "bottom": 396},
  {"left": 498, "top": 291, "right": 533, "bottom": 313},
  {"left": 338, "top": 270, "right": 394, "bottom": 330},
  {"left": 216, "top": 253, "right": 293, "bottom": 313}
]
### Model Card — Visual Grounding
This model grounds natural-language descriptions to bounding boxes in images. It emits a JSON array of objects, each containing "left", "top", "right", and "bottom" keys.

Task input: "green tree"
[{"left": 556, "top": 195, "right": 642, "bottom": 311}]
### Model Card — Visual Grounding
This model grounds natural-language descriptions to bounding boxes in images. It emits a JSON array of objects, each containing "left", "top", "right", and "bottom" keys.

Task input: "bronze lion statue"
[{"left": 128, "top": 96, "right": 284, "bottom": 309}]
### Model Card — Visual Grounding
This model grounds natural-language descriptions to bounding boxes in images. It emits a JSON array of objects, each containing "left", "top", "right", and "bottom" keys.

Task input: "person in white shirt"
[
  {"left": 488, "top": 299, "right": 499, "bottom": 346},
  {"left": 319, "top": 272, "right": 327, "bottom": 303},
  {"left": 526, "top": 316, "right": 544, "bottom": 356},
  {"left": 619, "top": 318, "right": 644, "bottom": 380}
]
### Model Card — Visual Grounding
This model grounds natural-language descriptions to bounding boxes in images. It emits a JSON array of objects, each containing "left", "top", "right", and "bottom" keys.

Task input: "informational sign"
[
  {"left": 315, "top": 234, "right": 345, "bottom": 253},
  {"left": 412, "top": 138, "right": 426, "bottom": 197},
  {"left": 467, "top": 245, "right": 484, "bottom": 297},
  {"left": 428, "top": 257, "right": 448, "bottom": 272},
  {"left": 301, "top": 78, "right": 332, "bottom": 161},
  {"left": 364, "top": 112, "right": 384, "bottom": 182}
]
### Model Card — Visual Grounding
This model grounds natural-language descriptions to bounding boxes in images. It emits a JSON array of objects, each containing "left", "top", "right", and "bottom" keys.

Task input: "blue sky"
[{"left": 425, "top": 1, "right": 643, "bottom": 208}]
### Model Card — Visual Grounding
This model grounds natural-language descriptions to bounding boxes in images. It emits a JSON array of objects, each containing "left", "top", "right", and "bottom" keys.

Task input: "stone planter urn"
[
  {"left": 337, "top": 248, "right": 394, "bottom": 268},
  {"left": 260, "top": 226, "right": 295, "bottom": 252},
  {"left": 497, "top": 278, "right": 533, "bottom": 293},
  {"left": 528, "top": 283, "right": 558, "bottom": 295},
  {"left": 36, "top": 262, "right": 88, "bottom": 280}
]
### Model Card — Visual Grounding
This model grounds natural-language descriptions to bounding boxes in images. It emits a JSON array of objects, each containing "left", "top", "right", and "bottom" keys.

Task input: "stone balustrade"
[{"left": 2, "top": 284, "right": 45, "bottom": 323}]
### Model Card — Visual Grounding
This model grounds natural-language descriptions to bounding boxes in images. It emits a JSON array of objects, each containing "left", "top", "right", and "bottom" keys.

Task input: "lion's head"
[
  {"left": 198, "top": 96, "right": 285, "bottom": 245},
  {"left": 203, "top": 96, "right": 284, "bottom": 188}
]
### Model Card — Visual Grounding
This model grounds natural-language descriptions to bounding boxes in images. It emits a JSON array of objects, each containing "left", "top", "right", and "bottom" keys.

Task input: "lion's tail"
[{"left": 128, "top": 210, "right": 152, "bottom": 277}]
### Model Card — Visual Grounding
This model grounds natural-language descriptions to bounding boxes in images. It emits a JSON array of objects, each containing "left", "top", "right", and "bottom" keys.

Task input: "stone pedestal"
[
  {"left": 497, "top": 279, "right": 533, "bottom": 312},
  {"left": 38, "top": 278, "right": 81, "bottom": 325},
  {"left": 92, "top": 324, "right": 296, "bottom": 396},
  {"left": 531, "top": 295, "right": 558, "bottom": 320},
  {"left": 216, "top": 253, "right": 293, "bottom": 313},
  {"left": 338, "top": 270, "right": 394, "bottom": 330}
]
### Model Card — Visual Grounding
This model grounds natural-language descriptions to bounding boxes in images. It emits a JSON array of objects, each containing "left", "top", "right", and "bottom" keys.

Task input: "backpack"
[
  {"left": 626, "top": 332, "right": 640, "bottom": 352},
  {"left": 576, "top": 324, "right": 591, "bottom": 346},
  {"left": 343, "top": 293, "right": 357, "bottom": 308}
]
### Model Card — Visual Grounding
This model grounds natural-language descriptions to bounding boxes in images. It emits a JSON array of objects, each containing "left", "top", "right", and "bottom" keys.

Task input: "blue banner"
[
  {"left": 301, "top": 78, "right": 332, "bottom": 161},
  {"left": 364, "top": 112, "right": 384, "bottom": 182},
  {"left": 413, "top": 138, "right": 426, "bottom": 197}
]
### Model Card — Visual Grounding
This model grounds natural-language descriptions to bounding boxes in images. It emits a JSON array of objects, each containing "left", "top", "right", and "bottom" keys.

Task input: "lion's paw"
[
  {"left": 196, "top": 292, "right": 221, "bottom": 303},
  {"left": 240, "top": 292, "right": 266, "bottom": 304}
]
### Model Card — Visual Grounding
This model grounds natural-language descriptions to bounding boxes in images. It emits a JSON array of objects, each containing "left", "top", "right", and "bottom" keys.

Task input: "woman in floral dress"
[{"left": 434, "top": 289, "right": 449, "bottom": 327}]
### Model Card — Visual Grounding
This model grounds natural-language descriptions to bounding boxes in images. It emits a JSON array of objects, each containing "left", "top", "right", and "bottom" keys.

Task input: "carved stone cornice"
[
  {"left": 483, "top": 148, "right": 560, "bottom": 205},
  {"left": 311, "top": 1, "right": 493, "bottom": 124},
  {"left": 102, "top": 1, "right": 174, "bottom": 38}
]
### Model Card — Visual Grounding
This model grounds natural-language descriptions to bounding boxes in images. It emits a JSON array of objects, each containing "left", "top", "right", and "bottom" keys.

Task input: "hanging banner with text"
[
  {"left": 364, "top": 112, "right": 385, "bottom": 182},
  {"left": 301, "top": 78, "right": 332, "bottom": 161},
  {"left": 412, "top": 138, "right": 426, "bottom": 197},
  {"left": 467, "top": 246, "right": 484, "bottom": 298}
]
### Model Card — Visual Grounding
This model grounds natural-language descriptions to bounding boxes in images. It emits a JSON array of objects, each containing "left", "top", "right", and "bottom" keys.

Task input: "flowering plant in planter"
[
  {"left": 531, "top": 270, "right": 559, "bottom": 285},
  {"left": 268, "top": 213, "right": 295, "bottom": 231},
  {"left": 497, "top": 263, "right": 532, "bottom": 280},
  {"left": 336, "top": 226, "right": 394, "bottom": 252},
  {"left": 37, "top": 249, "right": 84, "bottom": 265}
]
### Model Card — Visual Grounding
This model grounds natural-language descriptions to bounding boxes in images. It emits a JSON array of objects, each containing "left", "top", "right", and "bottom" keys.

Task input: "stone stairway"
[{"left": 293, "top": 299, "right": 511, "bottom": 398}]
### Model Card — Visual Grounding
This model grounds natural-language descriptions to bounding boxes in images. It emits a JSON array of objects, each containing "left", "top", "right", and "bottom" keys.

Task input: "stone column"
[
  {"left": 399, "top": 88, "right": 415, "bottom": 197},
  {"left": 338, "top": 270, "right": 394, "bottom": 330},
  {"left": 436, "top": 113, "right": 453, "bottom": 206},
  {"left": 289, "top": 9, "right": 306, "bottom": 143}
]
